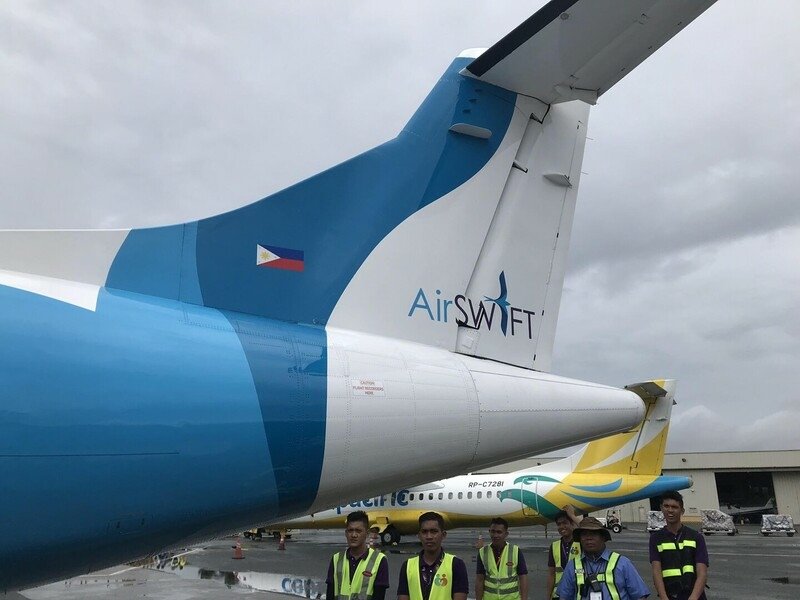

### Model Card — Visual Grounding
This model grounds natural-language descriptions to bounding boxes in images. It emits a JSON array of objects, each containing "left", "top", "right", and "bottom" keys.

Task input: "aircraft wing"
[{"left": 465, "top": 0, "right": 716, "bottom": 104}]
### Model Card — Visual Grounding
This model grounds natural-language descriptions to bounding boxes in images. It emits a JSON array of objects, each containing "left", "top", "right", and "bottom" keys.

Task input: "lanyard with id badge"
[
  {"left": 581, "top": 561, "right": 604, "bottom": 600},
  {"left": 585, "top": 573, "right": 603, "bottom": 600}
]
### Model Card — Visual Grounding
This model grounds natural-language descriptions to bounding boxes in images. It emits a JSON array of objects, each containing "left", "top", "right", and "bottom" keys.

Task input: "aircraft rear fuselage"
[{"left": 0, "top": 282, "right": 643, "bottom": 589}]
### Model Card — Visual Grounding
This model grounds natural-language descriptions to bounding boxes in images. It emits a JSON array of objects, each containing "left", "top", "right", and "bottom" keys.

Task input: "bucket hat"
[{"left": 572, "top": 517, "right": 612, "bottom": 542}]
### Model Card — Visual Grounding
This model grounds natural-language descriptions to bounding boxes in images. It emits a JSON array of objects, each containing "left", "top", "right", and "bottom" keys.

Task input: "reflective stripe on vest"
[
  {"left": 655, "top": 529, "right": 699, "bottom": 596},
  {"left": 552, "top": 541, "right": 581, "bottom": 598},
  {"left": 656, "top": 540, "right": 697, "bottom": 552},
  {"left": 480, "top": 544, "right": 520, "bottom": 600},
  {"left": 407, "top": 554, "right": 454, "bottom": 600},
  {"left": 661, "top": 565, "right": 696, "bottom": 577},
  {"left": 333, "top": 548, "right": 385, "bottom": 600},
  {"left": 575, "top": 552, "right": 621, "bottom": 600}
]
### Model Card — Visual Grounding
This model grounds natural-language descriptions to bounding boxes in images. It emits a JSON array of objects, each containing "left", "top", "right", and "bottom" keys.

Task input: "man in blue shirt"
[{"left": 557, "top": 517, "right": 649, "bottom": 600}]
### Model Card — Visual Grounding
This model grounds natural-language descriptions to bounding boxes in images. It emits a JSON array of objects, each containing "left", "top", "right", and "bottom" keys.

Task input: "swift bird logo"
[{"left": 484, "top": 271, "right": 510, "bottom": 336}]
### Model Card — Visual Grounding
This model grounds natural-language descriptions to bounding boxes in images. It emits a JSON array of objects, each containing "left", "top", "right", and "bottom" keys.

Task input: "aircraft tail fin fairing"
[{"left": 541, "top": 379, "right": 676, "bottom": 476}]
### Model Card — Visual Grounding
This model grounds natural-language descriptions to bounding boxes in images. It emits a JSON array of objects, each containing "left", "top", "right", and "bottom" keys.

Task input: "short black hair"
[
  {"left": 661, "top": 490, "right": 684, "bottom": 509},
  {"left": 489, "top": 517, "right": 509, "bottom": 529},
  {"left": 346, "top": 510, "right": 370, "bottom": 528},
  {"left": 418, "top": 511, "right": 445, "bottom": 530},
  {"left": 554, "top": 511, "right": 571, "bottom": 524}
]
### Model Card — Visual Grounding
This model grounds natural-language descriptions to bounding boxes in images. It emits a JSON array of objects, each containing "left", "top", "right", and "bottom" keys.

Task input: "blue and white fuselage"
[{"left": 0, "top": 0, "right": 720, "bottom": 590}]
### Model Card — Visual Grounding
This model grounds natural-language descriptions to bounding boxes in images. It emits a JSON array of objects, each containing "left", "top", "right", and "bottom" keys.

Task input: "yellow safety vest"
[
  {"left": 333, "top": 548, "right": 386, "bottom": 600},
  {"left": 406, "top": 553, "right": 454, "bottom": 600},
  {"left": 551, "top": 540, "right": 581, "bottom": 598},
  {"left": 480, "top": 543, "right": 520, "bottom": 600},
  {"left": 574, "top": 552, "right": 621, "bottom": 600}
]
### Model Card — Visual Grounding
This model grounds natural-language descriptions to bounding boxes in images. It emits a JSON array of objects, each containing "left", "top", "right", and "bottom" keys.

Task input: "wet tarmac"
[{"left": 13, "top": 525, "right": 800, "bottom": 600}]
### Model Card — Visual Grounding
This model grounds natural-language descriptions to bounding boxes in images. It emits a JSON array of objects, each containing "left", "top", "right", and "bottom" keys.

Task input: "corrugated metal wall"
[{"left": 772, "top": 472, "right": 800, "bottom": 520}]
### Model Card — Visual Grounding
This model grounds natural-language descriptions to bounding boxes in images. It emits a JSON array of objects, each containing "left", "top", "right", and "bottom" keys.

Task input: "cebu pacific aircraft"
[
  {"left": 270, "top": 381, "right": 689, "bottom": 544},
  {"left": 0, "top": 0, "right": 718, "bottom": 592}
]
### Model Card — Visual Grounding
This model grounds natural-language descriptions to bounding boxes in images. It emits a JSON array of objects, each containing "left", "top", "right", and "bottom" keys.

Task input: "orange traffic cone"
[
  {"left": 474, "top": 533, "right": 484, "bottom": 549},
  {"left": 232, "top": 538, "right": 245, "bottom": 559},
  {"left": 278, "top": 532, "right": 286, "bottom": 551}
]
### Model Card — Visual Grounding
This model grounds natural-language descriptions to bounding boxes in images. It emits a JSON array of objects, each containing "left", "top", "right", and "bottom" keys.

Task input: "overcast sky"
[{"left": 2, "top": 2, "right": 798, "bottom": 453}]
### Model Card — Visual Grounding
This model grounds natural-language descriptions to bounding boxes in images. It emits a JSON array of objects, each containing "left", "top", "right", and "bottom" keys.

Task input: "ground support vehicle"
[
  {"left": 596, "top": 510, "right": 624, "bottom": 534},
  {"left": 243, "top": 528, "right": 291, "bottom": 540}
]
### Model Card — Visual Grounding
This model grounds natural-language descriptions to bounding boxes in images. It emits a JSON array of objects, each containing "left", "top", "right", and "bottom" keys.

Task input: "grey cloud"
[{"left": 668, "top": 406, "right": 800, "bottom": 453}]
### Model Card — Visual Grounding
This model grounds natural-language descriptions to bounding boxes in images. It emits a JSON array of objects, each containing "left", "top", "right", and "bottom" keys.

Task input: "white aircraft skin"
[
  {"left": 0, "top": 0, "right": 719, "bottom": 591},
  {"left": 272, "top": 380, "right": 692, "bottom": 543}
]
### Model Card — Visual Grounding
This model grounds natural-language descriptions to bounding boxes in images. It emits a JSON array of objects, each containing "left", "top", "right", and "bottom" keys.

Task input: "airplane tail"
[
  {"left": 542, "top": 380, "right": 676, "bottom": 476},
  {"left": 0, "top": 1, "right": 715, "bottom": 373}
]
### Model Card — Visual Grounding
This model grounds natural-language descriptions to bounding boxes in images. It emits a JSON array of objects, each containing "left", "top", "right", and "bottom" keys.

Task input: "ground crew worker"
[
  {"left": 326, "top": 511, "right": 389, "bottom": 600},
  {"left": 649, "top": 491, "right": 709, "bottom": 600},
  {"left": 475, "top": 517, "right": 528, "bottom": 600},
  {"left": 397, "top": 511, "right": 468, "bottom": 600},
  {"left": 546, "top": 507, "right": 582, "bottom": 598},
  {"left": 557, "top": 517, "right": 649, "bottom": 600}
]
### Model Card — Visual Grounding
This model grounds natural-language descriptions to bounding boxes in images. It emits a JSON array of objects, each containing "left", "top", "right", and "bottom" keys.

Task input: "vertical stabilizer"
[{"left": 454, "top": 101, "right": 589, "bottom": 371}]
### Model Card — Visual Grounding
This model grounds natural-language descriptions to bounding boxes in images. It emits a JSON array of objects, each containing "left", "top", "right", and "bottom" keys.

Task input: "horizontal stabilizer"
[{"left": 465, "top": 0, "right": 716, "bottom": 102}]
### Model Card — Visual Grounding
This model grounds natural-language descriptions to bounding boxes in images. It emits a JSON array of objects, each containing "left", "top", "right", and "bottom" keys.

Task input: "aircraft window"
[
  {"left": 409, "top": 493, "right": 414, "bottom": 501},
  {"left": 477, "top": 491, "right": 482, "bottom": 499},
  {"left": 438, "top": 493, "right": 443, "bottom": 500},
  {"left": 487, "top": 491, "right": 492, "bottom": 498},
  {"left": 458, "top": 492, "right": 463, "bottom": 499},
  {"left": 428, "top": 493, "right": 433, "bottom": 500},
  {"left": 467, "top": 492, "right": 473, "bottom": 499},
  {"left": 448, "top": 492, "right": 453, "bottom": 499}
]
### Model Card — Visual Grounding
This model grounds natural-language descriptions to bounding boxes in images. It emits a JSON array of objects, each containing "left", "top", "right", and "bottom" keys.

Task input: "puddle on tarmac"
[
  {"left": 763, "top": 576, "right": 799, "bottom": 585},
  {"left": 149, "top": 551, "right": 325, "bottom": 597}
]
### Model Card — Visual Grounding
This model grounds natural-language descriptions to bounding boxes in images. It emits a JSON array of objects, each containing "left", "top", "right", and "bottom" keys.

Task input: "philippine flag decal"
[{"left": 256, "top": 244, "right": 305, "bottom": 272}]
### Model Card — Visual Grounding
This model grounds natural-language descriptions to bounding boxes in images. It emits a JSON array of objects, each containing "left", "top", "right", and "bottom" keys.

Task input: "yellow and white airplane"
[{"left": 269, "top": 380, "right": 689, "bottom": 544}]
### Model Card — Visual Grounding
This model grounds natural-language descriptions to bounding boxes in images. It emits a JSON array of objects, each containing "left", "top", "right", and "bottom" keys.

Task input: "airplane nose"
[{"left": 464, "top": 360, "right": 645, "bottom": 469}]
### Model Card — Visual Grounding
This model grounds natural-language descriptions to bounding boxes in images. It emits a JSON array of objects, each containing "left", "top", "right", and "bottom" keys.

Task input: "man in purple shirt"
[
  {"left": 546, "top": 506, "right": 582, "bottom": 599},
  {"left": 326, "top": 511, "right": 389, "bottom": 600},
  {"left": 398, "top": 512, "right": 468, "bottom": 600},
  {"left": 649, "top": 491, "right": 709, "bottom": 600},
  {"left": 476, "top": 517, "right": 528, "bottom": 600}
]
